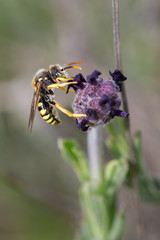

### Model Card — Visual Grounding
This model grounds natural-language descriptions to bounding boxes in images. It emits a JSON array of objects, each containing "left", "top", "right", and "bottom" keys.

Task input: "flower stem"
[
  {"left": 87, "top": 126, "right": 103, "bottom": 181},
  {"left": 112, "top": 0, "right": 129, "bottom": 116},
  {"left": 111, "top": 0, "right": 145, "bottom": 239}
]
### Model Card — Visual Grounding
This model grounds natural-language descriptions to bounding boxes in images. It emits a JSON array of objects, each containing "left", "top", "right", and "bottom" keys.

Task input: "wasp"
[{"left": 28, "top": 62, "right": 86, "bottom": 132}]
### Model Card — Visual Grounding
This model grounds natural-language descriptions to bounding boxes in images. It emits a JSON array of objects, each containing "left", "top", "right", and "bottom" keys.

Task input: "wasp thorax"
[{"left": 33, "top": 69, "right": 50, "bottom": 86}]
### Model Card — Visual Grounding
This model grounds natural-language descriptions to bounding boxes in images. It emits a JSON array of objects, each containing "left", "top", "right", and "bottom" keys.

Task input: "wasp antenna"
[
  {"left": 66, "top": 61, "right": 83, "bottom": 66},
  {"left": 63, "top": 66, "right": 82, "bottom": 70}
]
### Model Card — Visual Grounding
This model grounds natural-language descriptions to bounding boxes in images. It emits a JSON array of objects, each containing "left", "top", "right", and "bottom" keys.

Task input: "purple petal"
[
  {"left": 86, "top": 70, "right": 102, "bottom": 85},
  {"left": 85, "top": 108, "right": 98, "bottom": 120},
  {"left": 111, "top": 109, "right": 129, "bottom": 118},
  {"left": 74, "top": 73, "right": 86, "bottom": 84},
  {"left": 66, "top": 73, "right": 86, "bottom": 94},
  {"left": 66, "top": 82, "right": 76, "bottom": 94},
  {"left": 99, "top": 95, "right": 115, "bottom": 111},
  {"left": 109, "top": 70, "right": 127, "bottom": 82},
  {"left": 75, "top": 119, "right": 89, "bottom": 132}
]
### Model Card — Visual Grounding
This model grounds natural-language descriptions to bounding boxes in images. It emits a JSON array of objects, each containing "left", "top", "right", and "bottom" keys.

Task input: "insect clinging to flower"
[
  {"left": 28, "top": 60, "right": 128, "bottom": 132},
  {"left": 28, "top": 62, "right": 86, "bottom": 132}
]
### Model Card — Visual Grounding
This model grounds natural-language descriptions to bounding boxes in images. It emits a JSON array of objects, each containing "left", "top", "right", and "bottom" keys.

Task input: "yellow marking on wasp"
[
  {"left": 38, "top": 77, "right": 43, "bottom": 81},
  {"left": 39, "top": 109, "right": 46, "bottom": 115},
  {"left": 37, "top": 102, "right": 42, "bottom": 107},
  {"left": 42, "top": 114, "right": 50, "bottom": 120},
  {"left": 46, "top": 117, "right": 53, "bottom": 123},
  {"left": 51, "top": 120, "right": 57, "bottom": 125},
  {"left": 32, "top": 81, "right": 36, "bottom": 88},
  {"left": 44, "top": 77, "right": 48, "bottom": 80}
]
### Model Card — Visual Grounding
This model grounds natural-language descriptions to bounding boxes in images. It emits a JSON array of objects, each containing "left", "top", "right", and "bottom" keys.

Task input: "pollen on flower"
[{"left": 69, "top": 69, "right": 129, "bottom": 131}]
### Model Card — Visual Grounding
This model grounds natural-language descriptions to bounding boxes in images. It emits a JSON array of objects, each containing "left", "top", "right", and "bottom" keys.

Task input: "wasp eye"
[{"left": 56, "top": 72, "right": 62, "bottom": 77}]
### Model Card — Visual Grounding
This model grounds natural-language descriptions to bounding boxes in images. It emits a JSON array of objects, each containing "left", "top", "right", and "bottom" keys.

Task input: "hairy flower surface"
[{"left": 67, "top": 70, "right": 128, "bottom": 131}]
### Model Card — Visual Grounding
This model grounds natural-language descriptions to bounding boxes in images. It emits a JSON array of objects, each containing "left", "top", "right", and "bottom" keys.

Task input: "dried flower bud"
[{"left": 70, "top": 70, "right": 129, "bottom": 131}]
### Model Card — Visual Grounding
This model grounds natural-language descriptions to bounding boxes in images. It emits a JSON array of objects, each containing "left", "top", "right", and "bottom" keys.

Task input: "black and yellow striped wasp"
[{"left": 28, "top": 62, "right": 86, "bottom": 132}]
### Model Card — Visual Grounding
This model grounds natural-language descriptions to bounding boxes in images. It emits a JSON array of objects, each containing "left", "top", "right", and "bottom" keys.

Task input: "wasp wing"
[{"left": 28, "top": 82, "right": 42, "bottom": 132}]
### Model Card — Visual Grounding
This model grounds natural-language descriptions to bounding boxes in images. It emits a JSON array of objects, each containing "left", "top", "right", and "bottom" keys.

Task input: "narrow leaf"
[
  {"left": 79, "top": 183, "right": 106, "bottom": 240},
  {"left": 58, "top": 139, "right": 90, "bottom": 183},
  {"left": 108, "top": 212, "right": 126, "bottom": 240},
  {"left": 105, "top": 158, "right": 128, "bottom": 197}
]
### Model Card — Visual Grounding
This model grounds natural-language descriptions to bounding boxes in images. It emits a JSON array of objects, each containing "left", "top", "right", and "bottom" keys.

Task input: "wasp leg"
[
  {"left": 55, "top": 77, "right": 74, "bottom": 82},
  {"left": 58, "top": 86, "right": 75, "bottom": 93},
  {"left": 53, "top": 100, "right": 86, "bottom": 120},
  {"left": 47, "top": 81, "right": 77, "bottom": 90}
]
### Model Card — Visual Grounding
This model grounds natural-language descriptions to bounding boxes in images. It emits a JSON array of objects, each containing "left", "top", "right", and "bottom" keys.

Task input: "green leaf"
[
  {"left": 108, "top": 212, "right": 126, "bottom": 240},
  {"left": 107, "top": 118, "right": 127, "bottom": 139},
  {"left": 107, "top": 137, "right": 121, "bottom": 159},
  {"left": 107, "top": 135, "right": 129, "bottom": 159},
  {"left": 58, "top": 139, "right": 90, "bottom": 183},
  {"left": 79, "top": 182, "right": 106, "bottom": 240},
  {"left": 104, "top": 159, "right": 128, "bottom": 230},
  {"left": 104, "top": 158, "right": 128, "bottom": 197},
  {"left": 106, "top": 118, "right": 129, "bottom": 160},
  {"left": 133, "top": 131, "right": 144, "bottom": 174},
  {"left": 139, "top": 176, "right": 160, "bottom": 203}
]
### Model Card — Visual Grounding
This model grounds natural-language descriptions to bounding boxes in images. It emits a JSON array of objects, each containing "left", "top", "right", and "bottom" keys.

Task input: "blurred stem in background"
[
  {"left": 112, "top": 0, "right": 144, "bottom": 239},
  {"left": 87, "top": 126, "right": 103, "bottom": 181}
]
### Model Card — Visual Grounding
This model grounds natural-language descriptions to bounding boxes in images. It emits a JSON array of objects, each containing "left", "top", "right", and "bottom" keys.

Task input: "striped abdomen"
[{"left": 37, "top": 97, "right": 61, "bottom": 125}]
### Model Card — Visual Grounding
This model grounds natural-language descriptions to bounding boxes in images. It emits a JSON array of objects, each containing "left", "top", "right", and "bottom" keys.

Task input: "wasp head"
[{"left": 49, "top": 64, "right": 69, "bottom": 81}]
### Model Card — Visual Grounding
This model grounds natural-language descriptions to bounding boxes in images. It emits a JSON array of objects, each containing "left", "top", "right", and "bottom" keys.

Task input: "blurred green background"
[{"left": 0, "top": 0, "right": 160, "bottom": 239}]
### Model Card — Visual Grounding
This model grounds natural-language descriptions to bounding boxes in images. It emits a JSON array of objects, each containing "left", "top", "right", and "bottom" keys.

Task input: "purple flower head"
[{"left": 71, "top": 70, "right": 129, "bottom": 131}]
